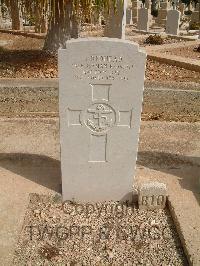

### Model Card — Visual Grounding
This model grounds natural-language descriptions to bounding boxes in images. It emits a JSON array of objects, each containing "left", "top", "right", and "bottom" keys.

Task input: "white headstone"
[
  {"left": 166, "top": 9, "right": 181, "bottom": 35},
  {"left": 138, "top": 8, "right": 150, "bottom": 31},
  {"left": 104, "top": 0, "right": 127, "bottom": 39},
  {"left": 58, "top": 38, "right": 146, "bottom": 202},
  {"left": 126, "top": 7, "right": 132, "bottom": 24}
]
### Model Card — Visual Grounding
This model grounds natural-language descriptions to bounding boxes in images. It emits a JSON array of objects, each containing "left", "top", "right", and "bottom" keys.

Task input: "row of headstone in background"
[
  {"left": 130, "top": 0, "right": 198, "bottom": 24},
  {"left": 128, "top": 0, "right": 169, "bottom": 26},
  {"left": 166, "top": 10, "right": 181, "bottom": 35},
  {"left": 101, "top": 0, "right": 199, "bottom": 38},
  {"left": 126, "top": 0, "right": 199, "bottom": 36},
  {"left": 103, "top": 0, "right": 181, "bottom": 38},
  {"left": 135, "top": 0, "right": 181, "bottom": 35},
  {"left": 103, "top": 3, "right": 181, "bottom": 38}
]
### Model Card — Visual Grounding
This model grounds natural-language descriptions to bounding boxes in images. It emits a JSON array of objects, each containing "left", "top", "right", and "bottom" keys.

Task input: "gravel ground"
[
  {"left": 0, "top": 32, "right": 200, "bottom": 82},
  {"left": 126, "top": 34, "right": 186, "bottom": 48},
  {"left": 146, "top": 59, "right": 200, "bottom": 83},
  {"left": 161, "top": 44, "right": 200, "bottom": 60},
  {"left": 0, "top": 83, "right": 199, "bottom": 122},
  {"left": 0, "top": 32, "right": 44, "bottom": 50},
  {"left": 13, "top": 194, "right": 188, "bottom": 265}
]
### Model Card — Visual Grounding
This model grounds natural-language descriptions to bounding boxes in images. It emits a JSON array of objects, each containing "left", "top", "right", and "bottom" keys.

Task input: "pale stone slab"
[
  {"left": 138, "top": 182, "right": 167, "bottom": 210},
  {"left": 138, "top": 8, "right": 150, "bottom": 31},
  {"left": 126, "top": 7, "right": 132, "bottom": 24},
  {"left": 166, "top": 10, "right": 181, "bottom": 35},
  {"left": 104, "top": 0, "right": 127, "bottom": 39},
  {"left": 58, "top": 38, "right": 146, "bottom": 202}
]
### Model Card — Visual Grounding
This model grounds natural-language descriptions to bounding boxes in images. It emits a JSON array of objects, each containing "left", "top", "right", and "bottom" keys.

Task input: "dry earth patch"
[{"left": 0, "top": 32, "right": 200, "bottom": 83}]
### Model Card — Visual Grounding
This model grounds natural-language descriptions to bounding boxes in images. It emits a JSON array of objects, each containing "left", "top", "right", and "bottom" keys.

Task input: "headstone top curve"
[{"left": 59, "top": 37, "right": 146, "bottom": 55}]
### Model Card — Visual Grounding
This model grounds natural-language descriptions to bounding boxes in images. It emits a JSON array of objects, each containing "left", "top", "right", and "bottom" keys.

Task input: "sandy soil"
[
  {"left": 0, "top": 32, "right": 200, "bottom": 82},
  {"left": 0, "top": 32, "right": 44, "bottom": 50},
  {"left": 146, "top": 59, "right": 200, "bottom": 83},
  {"left": 161, "top": 44, "right": 200, "bottom": 60}
]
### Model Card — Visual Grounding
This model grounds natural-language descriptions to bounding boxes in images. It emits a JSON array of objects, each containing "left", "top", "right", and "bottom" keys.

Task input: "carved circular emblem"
[{"left": 84, "top": 102, "right": 116, "bottom": 134}]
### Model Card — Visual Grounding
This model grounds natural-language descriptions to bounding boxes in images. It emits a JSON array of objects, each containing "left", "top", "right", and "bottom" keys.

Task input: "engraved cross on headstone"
[
  {"left": 67, "top": 84, "right": 133, "bottom": 162},
  {"left": 87, "top": 104, "right": 113, "bottom": 130}
]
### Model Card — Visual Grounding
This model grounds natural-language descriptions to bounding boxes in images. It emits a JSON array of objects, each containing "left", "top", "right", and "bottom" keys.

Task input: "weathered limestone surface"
[
  {"left": 138, "top": 182, "right": 167, "bottom": 210},
  {"left": 104, "top": 0, "right": 126, "bottom": 39},
  {"left": 166, "top": 10, "right": 181, "bottom": 35},
  {"left": 126, "top": 7, "right": 132, "bottom": 24},
  {"left": 58, "top": 38, "right": 146, "bottom": 202},
  {"left": 138, "top": 8, "right": 150, "bottom": 31}
]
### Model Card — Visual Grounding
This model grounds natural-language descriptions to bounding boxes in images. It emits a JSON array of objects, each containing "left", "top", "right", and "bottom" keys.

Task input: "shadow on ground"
[
  {"left": 0, "top": 151, "right": 199, "bottom": 204},
  {"left": 0, "top": 49, "right": 56, "bottom": 65},
  {"left": 0, "top": 49, "right": 57, "bottom": 78},
  {"left": 0, "top": 153, "right": 61, "bottom": 193},
  {"left": 137, "top": 151, "right": 200, "bottom": 204}
]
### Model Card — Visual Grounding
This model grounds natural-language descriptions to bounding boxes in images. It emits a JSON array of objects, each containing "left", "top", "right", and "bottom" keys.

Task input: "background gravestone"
[
  {"left": 59, "top": 38, "right": 146, "bottom": 202},
  {"left": 126, "top": 6, "right": 132, "bottom": 24},
  {"left": 104, "top": 0, "right": 127, "bottom": 39},
  {"left": 138, "top": 8, "right": 150, "bottom": 31},
  {"left": 166, "top": 9, "right": 181, "bottom": 35}
]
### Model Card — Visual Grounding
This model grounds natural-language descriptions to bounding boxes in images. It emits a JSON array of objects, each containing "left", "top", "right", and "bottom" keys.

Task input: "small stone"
[
  {"left": 33, "top": 209, "right": 40, "bottom": 215},
  {"left": 138, "top": 182, "right": 167, "bottom": 210}
]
